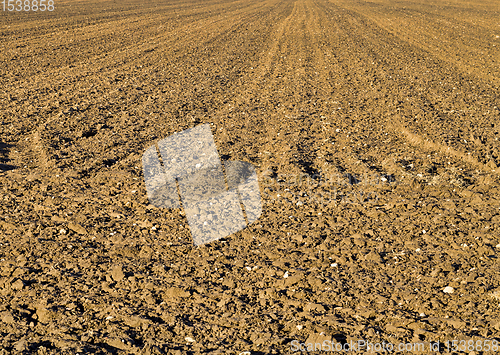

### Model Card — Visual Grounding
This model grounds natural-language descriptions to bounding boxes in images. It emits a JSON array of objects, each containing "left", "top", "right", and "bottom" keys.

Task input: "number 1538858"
[{"left": 2, "top": 0, "right": 55, "bottom": 11}]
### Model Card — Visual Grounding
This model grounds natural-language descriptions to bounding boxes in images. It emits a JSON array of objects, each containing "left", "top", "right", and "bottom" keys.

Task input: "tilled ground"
[{"left": 1, "top": 0, "right": 500, "bottom": 353}]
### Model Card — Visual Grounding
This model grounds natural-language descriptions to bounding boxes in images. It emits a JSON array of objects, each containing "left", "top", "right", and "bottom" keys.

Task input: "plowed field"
[{"left": 1, "top": 0, "right": 500, "bottom": 353}]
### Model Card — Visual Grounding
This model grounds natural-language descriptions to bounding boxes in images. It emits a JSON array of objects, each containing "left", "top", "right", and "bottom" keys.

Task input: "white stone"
[{"left": 443, "top": 286, "right": 454, "bottom": 294}]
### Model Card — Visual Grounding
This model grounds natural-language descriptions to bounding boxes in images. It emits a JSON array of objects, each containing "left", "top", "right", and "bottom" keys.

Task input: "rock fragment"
[
  {"left": 11, "top": 279, "right": 24, "bottom": 290},
  {"left": 68, "top": 222, "right": 87, "bottom": 234},
  {"left": 443, "top": 286, "right": 454, "bottom": 294},
  {"left": 111, "top": 265, "right": 125, "bottom": 282}
]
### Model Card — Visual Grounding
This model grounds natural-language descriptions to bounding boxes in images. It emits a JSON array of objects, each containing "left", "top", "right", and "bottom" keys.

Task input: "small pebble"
[
  {"left": 443, "top": 286, "right": 454, "bottom": 294},
  {"left": 185, "top": 336, "right": 195, "bottom": 343}
]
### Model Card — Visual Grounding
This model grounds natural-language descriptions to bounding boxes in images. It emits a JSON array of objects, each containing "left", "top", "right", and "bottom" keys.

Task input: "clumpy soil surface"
[{"left": 1, "top": 0, "right": 500, "bottom": 353}]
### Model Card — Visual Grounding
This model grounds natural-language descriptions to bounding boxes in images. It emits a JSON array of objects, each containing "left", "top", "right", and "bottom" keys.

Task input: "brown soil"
[{"left": 1, "top": 0, "right": 500, "bottom": 353}]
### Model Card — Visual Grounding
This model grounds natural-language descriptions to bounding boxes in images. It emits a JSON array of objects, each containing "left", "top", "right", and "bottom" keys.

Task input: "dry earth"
[{"left": 1, "top": 0, "right": 500, "bottom": 353}]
